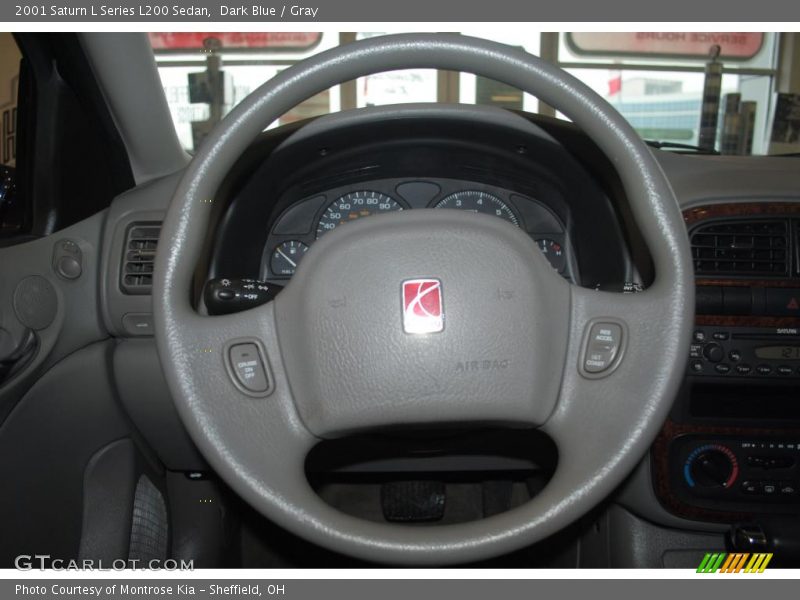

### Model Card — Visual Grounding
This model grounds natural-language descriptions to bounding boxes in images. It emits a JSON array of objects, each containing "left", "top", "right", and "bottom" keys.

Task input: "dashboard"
[
  {"left": 95, "top": 103, "right": 800, "bottom": 560},
  {"left": 209, "top": 106, "right": 634, "bottom": 293}
]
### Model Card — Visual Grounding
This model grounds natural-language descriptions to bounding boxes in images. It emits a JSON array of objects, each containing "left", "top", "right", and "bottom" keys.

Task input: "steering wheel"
[{"left": 154, "top": 34, "right": 692, "bottom": 565}]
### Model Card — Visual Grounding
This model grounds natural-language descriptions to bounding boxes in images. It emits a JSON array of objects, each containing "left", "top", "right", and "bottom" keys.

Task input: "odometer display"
[
  {"left": 316, "top": 191, "right": 402, "bottom": 239},
  {"left": 433, "top": 190, "right": 520, "bottom": 227}
]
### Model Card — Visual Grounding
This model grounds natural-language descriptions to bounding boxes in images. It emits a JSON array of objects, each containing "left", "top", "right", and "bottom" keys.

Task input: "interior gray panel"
[
  {"left": 604, "top": 506, "right": 726, "bottom": 568},
  {"left": 80, "top": 34, "right": 190, "bottom": 185},
  {"left": 113, "top": 339, "right": 206, "bottom": 471},
  {"left": 614, "top": 459, "right": 728, "bottom": 534},
  {"left": 657, "top": 152, "right": 800, "bottom": 209},
  {"left": 0, "top": 341, "right": 135, "bottom": 565},
  {"left": 0, "top": 210, "right": 108, "bottom": 423},
  {"left": 77, "top": 439, "right": 138, "bottom": 561}
]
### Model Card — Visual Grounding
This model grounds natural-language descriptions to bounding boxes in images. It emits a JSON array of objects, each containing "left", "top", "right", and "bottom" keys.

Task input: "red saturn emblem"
[{"left": 402, "top": 279, "right": 444, "bottom": 334}]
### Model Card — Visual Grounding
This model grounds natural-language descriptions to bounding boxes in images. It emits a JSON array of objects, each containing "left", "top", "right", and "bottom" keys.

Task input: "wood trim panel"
[
  {"left": 684, "top": 202, "right": 800, "bottom": 226},
  {"left": 695, "top": 315, "right": 800, "bottom": 327}
]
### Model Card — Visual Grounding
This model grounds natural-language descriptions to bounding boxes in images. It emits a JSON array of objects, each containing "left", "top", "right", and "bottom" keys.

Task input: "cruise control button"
[
  {"left": 228, "top": 343, "right": 269, "bottom": 394},
  {"left": 583, "top": 322, "right": 623, "bottom": 374}
]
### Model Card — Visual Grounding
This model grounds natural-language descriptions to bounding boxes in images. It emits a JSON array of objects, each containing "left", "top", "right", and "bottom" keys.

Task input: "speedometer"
[
  {"left": 433, "top": 190, "right": 520, "bottom": 227},
  {"left": 316, "top": 191, "right": 402, "bottom": 239}
]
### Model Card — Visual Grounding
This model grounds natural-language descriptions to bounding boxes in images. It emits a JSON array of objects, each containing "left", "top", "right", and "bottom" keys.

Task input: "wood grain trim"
[
  {"left": 695, "top": 315, "right": 800, "bottom": 327},
  {"left": 652, "top": 420, "right": 800, "bottom": 523},
  {"left": 684, "top": 202, "right": 800, "bottom": 226},
  {"left": 697, "top": 279, "right": 800, "bottom": 288}
]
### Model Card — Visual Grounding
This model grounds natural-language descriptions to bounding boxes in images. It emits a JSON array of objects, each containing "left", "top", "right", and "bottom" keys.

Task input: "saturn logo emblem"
[{"left": 402, "top": 279, "right": 444, "bottom": 334}]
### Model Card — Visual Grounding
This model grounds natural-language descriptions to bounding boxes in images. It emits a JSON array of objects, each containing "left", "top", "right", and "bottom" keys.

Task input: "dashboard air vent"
[
  {"left": 121, "top": 223, "right": 161, "bottom": 294},
  {"left": 691, "top": 219, "right": 789, "bottom": 278}
]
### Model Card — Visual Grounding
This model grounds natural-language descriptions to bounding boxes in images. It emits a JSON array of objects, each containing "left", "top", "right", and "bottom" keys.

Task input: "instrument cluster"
[{"left": 262, "top": 177, "right": 576, "bottom": 283}]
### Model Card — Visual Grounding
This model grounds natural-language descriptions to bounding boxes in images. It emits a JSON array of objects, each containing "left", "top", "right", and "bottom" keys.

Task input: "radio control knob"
[{"left": 703, "top": 343, "right": 725, "bottom": 363}]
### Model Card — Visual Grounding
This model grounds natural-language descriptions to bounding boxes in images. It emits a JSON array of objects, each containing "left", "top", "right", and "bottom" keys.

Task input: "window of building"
[
  {"left": 0, "top": 33, "right": 21, "bottom": 237},
  {"left": 151, "top": 31, "right": 784, "bottom": 156}
]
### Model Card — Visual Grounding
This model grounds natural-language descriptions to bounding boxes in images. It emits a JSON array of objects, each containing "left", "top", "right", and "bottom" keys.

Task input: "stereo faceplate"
[{"left": 688, "top": 326, "right": 800, "bottom": 378}]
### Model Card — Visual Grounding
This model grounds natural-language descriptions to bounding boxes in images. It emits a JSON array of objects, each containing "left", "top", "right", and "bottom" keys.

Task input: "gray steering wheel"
[{"left": 154, "top": 34, "right": 693, "bottom": 565}]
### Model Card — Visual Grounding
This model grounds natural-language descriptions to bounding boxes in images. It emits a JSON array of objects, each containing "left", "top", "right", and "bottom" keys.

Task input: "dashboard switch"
[
  {"left": 205, "top": 278, "right": 282, "bottom": 315},
  {"left": 228, "top": 343, "right": 270, "bottom": 395},
  {"left": 582, "top": 322, "right": 623, "bottom": 375},
  {"left": 741, "top": 480, "right": 761, "bottom": 494},
  {"left": 52, "top": 239, "right": 83, "bottom": 280},
  {"left": 722, "top": 287, "right": 752, "bottom": 315}
]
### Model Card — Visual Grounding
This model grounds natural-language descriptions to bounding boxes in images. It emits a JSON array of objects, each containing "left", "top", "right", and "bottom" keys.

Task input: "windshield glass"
[{"left": 150, "top": 31, "right": 792, "bottom": 156}]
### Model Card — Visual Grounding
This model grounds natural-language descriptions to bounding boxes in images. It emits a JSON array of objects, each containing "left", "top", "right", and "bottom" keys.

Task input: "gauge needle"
[{"left": 277, "top": 249, "right": 297, "bottom": 267}]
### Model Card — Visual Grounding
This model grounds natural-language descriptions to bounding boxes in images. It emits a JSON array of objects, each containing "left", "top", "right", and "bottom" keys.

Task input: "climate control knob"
[{"left": 684, "top": 444, "right": 739, "bottom": 489}]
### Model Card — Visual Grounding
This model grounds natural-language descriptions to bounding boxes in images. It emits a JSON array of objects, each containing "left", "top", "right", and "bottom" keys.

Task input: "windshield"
[{"left": 150, "top": 31, "right": 793, "bottom": 156}]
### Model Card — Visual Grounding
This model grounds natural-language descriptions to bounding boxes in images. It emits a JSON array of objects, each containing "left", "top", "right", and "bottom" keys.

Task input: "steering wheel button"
[
  {"left": 228, "top": 343, "right": 269, "bottom": 394},
  {"left": 583, "top": 322, "right": 623, "bottom": 374}
]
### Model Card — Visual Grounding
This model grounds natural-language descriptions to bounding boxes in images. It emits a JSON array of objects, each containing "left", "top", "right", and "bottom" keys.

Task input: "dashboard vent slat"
[
  {"left": 121, "top": 222, "right": 161, "bottom": 294},
  {"left": 691, "top": 219, "right": 790, "bottom": 278}
]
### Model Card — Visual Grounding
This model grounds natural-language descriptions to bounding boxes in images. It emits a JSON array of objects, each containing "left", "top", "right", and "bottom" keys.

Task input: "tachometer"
[
  {"left": 316, "top": 191, "right": 402, "bottom": 239},
  {"left": 433, "top": 190, "right": 519, "bottom": 227}
]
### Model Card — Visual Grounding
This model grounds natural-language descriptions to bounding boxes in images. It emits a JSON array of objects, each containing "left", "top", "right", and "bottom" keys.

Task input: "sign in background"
[
  {"left": 568, "top": 33, "right": 765, "bottom": 60},
  {"left": 149, "top": 32, "right": 322, "bottom": 52}
]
